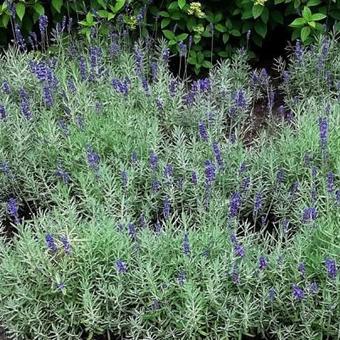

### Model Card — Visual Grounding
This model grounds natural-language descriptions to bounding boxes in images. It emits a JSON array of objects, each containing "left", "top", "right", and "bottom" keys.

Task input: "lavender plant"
[{"left": 0, "top": 32, "right": 339, "bottom": 339}]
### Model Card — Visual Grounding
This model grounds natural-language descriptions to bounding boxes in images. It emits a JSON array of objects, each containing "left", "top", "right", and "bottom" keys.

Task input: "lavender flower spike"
[
  {"left": 183, "top": 233, "right": 190, "bottom": 256},
  {"left": 325, "top": 258, "right": 337, "bottom": 280},
  {"left": 259, "top": 256, "right": 268, "bottom": 270},
  {"left": 212, "top": 142, "right": 223, "bottom": 168},
  {"left": 229, "top": 192, "right": 241, "bottom": 218},
  {"left": 45, "top": 234, "right": 57, "bottom": 253},
  {"left": 7, "top": 198, "right": 19, "bottom": 224},
  {"left": 86, "top": 145, "right": 100, "bottom": 172},
  {"left": 292, "top": 284, "right": 304, "bottom": 301},
  {"left": 198, "top": 121, "right": 208, "bottom": 141},
  {"left": 115, "top": 259, "right": 128, "bottom": 274}
]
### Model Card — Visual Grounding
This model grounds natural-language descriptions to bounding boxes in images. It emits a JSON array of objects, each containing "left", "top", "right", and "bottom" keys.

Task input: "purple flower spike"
[
  {"left": 162, "top": 47, "right": 170, "bottom": 63},
  {"left": 254, "top": 192, "right": 262, "bottom": 213},
  {"left": 163, "top": 196, "right": 171, "bottom": 220},
  {"left": 292, "top": 284, "right": 304, "bottom": 301},
  {"left": 45, "top": 234, "right": 57, "bottom": 253},
  {"left": 276, "top": 168, "right": 285, "bottom": 184},
  {"left": 212, "top": 142, "right": 223, "bottom": 168},
  {"left": 39, "top": 15, "right": 48, "bottom": 34},
  {"left": 231, "top": 267, "right": 240, "bottom": 285},
  {"left": 234, "top": 89, "right": 247, "bottom": 109},
  {"left": 259, "top": 256, "right": 268, "bottom": 270},
  {"left": 56, "top": 165, "right": 70, "bottom": 184},
  {"left": 149, "top": 151, "right": 158, "bottom": 171},
  {"left": 86, "top": 145, "right": 100, "bottom": 172},
  {"left": 79, "top": 57, "right": 87, "bottom": 81},
  {"left": 7, "top": 198, "right": 19, "bottom": 224},
  {"left": 19, "top": 88, "right": 32, "bottom": 120},
  {"left": 234, "top": 243, "right": 245, "bottom": 258},
  {"left": 298, "top": 262, "right": 305, "bottom": 277},
  {"left": 2, "top": 81, "right": 10, "bottom": 95},
  {"left": 183, "top": 233, "right": 190, "bottom": 256},
  {"left": 178, "top": 41, "right": 187, "bottom": 57},
  {"left": 115, "top": 259, "right": 127, "bottom": 274},
  {"left": 0, "top": 161, "right": 10, "bottom": 176},
  {"left": 177, "top": 271, "right": 186, "bottom": 286},
  {"left": 43, "top": 85, "right": 53, "bottom": 108},
  {"left": 241, "top": 176, "right": 251, "bottom": 193},
  {"left": 327, "top": 172, "right": 335, "bottom": 193},
  {"left": 191, "top": 171, "right": 198, "bottom": 185},
  {"left": 324, "top": 258, "right": 337, "bottom": 280},
  {"left": 204, "top": 160, "right": 216, "bottom": 185},
  {"left": 268, "top": 287, "right": 276, "bottom": 302},
  {"left": 302, "top": 207, "right": 317, "bottom": 223},
  {"left": 164, "top": 164, "right": 173, "bottom": 178},
  {"left": 60, "top": 235, "right": 71, "bottom": 254},
  {"left": 198, "top": 121, "right": 208, "bottom": 141},
  {"left": 120, "top": 171, "right": 128, "bottom": 189},
  {"left": 0, "top": 105, "right": 6, "bottom": 120},
  {"left": 128, "top": 223, "right": 136, "bottom": 241},
  {"left": 318, "top": 117, "right": 329, "bottom": 150},
  {"left": 229, "top": 192, "right": 241, "bottom": 218},
  {"left": 336, "top": 190, "right": 340, "bottom": 205}
]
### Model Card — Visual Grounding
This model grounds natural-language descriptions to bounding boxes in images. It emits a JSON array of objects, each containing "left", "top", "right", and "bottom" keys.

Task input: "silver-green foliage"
[{"left": 0, "top": 34, "right": 339, "bottom": 339}]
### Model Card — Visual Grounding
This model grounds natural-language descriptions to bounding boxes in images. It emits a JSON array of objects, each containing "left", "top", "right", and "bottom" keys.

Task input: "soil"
[
  {"left": 1, "top": 198, "right": 42, "bottom": 242},
  {"left": 0, "top": 327, "right": 9, "bottom": 340}
]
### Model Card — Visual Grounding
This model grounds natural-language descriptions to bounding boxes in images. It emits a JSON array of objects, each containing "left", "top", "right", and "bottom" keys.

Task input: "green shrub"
[{"left": 146, "top": 0, "right": 340, "bottom": 73}]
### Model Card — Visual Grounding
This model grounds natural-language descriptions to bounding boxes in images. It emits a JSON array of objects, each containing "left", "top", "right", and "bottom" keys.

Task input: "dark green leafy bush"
[{"left": 1, "top": 0, "right": 339, "bottom": 74}]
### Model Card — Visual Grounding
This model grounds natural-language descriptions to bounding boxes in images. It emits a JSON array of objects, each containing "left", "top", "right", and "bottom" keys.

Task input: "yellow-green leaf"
[
  {"left": 33, "top": 3, "right": 45, "bottom": 16},
  {"left": 301, "top": 26, "right": 311, "bottom": 42},
  {"left": 52, "top": 0, "right": 63, "bottom": 13},
  {"left": 16, "top": 3, "right": 25, "bottom": 21}
]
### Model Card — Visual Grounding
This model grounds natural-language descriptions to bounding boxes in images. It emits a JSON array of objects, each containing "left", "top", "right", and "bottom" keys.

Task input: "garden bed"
[{"left": 0, "top": 31, "right": 339, "bottom": 339}]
